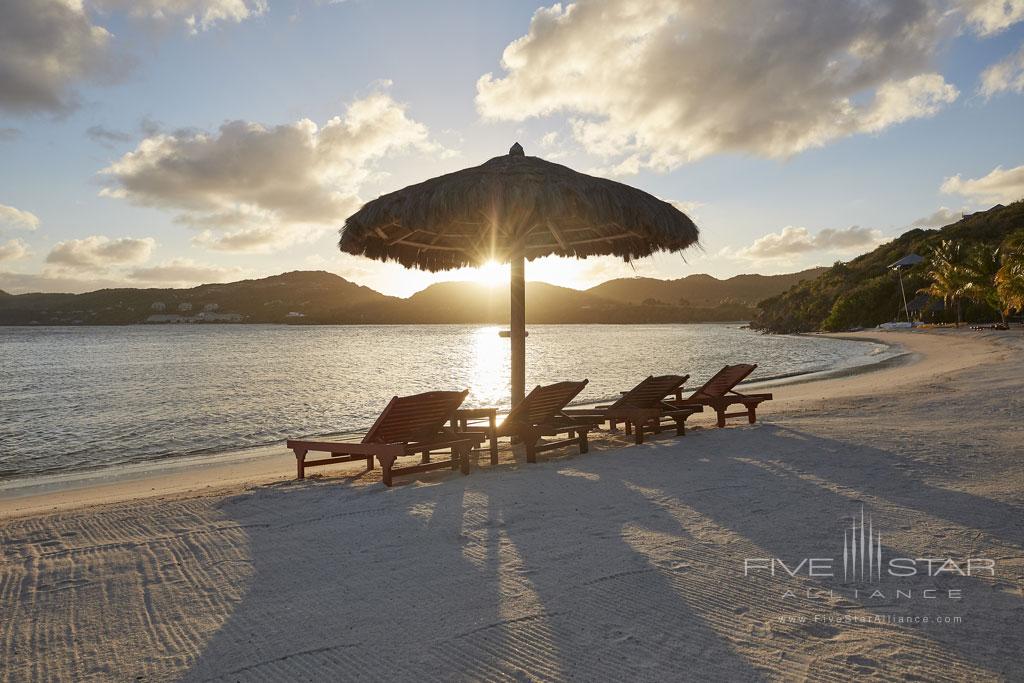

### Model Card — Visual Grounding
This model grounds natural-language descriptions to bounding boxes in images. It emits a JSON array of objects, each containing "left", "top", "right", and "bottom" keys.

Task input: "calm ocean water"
[{"left": 0, "top": 324, "right": 889, "bottom": 481}]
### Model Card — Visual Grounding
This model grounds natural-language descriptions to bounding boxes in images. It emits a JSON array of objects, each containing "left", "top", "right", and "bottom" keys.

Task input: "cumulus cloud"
[
  {"left": 0, "top": 239, "right": 29, "bottom": 263},
  {"left": 0, "top": 255, "right": 241, "bottom": 293},
  {"left": 910, "top": 206, "right": 962, "bottom": 228},
  {"left": 127, "top": 258, "right": 242, "bottom": 285},
  {"left": 46, "top": 235, "right": 155, "bottom": 271},
  {"left": 980, "top": 43, "right": 1024, "bottom": 97},
  {"left": 958, "top": 0, "right": 1024, "bottom": 35},
  {"left": 100, "top": 92, "right": 445, "bottom": 252},
  {"left": 92, "top": 0, "right": 268, "bottom": 33},
  {"left": 738, "top": 225, "right": 886, "bottom": 259},
  {"left": 477, "top": 0, "right": 961, "bottom": 172},
  {"left": 0, "top": 0, "right": 263, "bottom": 115},
  {"left": 0, "top": 203, "right": 40, "bottom": 230},
  {"left": 941, "top": 164, "right": 1024, "bottom": 205},
  {"left": 0, "top": 0, "right": 118, "bottom": 115}
]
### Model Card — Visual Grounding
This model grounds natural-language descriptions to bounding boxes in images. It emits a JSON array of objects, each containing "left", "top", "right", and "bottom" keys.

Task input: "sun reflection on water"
[{"left": 469, "top": 326, "right": 511, "bottom": 408}]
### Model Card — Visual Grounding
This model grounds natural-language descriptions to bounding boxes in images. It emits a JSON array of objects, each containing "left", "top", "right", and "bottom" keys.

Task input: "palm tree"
[
  {"left": 961, "top": 244, "right": 1004, "bottom": 322},
  {"left": 996, "top": 230, "right": 1024, "bottom": 315},
  {"left": 920, "top": 240, "right": 968, "bottom": 326}
]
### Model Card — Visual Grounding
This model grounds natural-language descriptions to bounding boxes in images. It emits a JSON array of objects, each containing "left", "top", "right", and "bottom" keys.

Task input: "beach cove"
[{"left": 0, "top": 329, "right": 1021, "bottom": 680}]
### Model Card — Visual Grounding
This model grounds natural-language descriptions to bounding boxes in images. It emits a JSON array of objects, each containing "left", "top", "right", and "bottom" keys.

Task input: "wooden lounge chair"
[
  {"left": 670, "top": 364, "right": 773, "bottom": 428},
  {"left": 565, "top": 375, "right": 700, "bottom": 445},
  {"left": 457, "top": 380, "right": 600, "bottom": 463},
  {"left": 286, "top": 390, "right": 484, "bottom": 486}
]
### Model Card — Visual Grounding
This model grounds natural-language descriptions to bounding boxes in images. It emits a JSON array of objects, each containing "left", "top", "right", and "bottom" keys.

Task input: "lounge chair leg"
[
  {"left": 716, "top": 409, "right": 726, "bottom": 428},
  {"left": 635, "top": 425, "right": 644, "bottom": 445},
  {"left": 460, "top": 446, "right": 470, "bottom": 475},
  {"left": 625, "top": 421, "right": 632, "bottom": 435},
  {"left": 378, "top": 455, "right": 395, "bottom": 487},
  {"left": 675, "top": 418, "right": 685, "bottom": 436},
  {"left": 608, "top": 419, "right": 619, "bottom": 433},
  {"left": 748, "top": 406, "right": 757, "bottom": 424},
  {"left": 366, "top": 455, "right": 374, "bottom": 470},
  {"left": 489, "top": 416, "right": 499, "bottom": 465},
  {"left": 421, "top": 450, "right": 431, "bottom": 464},
  {"left": 526, "top": 441, "right": 537, "bottom": 463},
  {"left": 579, "top": 430, "right": 589, "bottom": 454},
  {"left": 293, "top": 448, "right": 307, "bottom": 480}
]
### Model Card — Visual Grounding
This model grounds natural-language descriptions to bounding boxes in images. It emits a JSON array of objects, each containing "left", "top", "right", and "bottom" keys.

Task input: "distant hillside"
[
  {"left": 0, "top": 271, "right": 396, "bottom": 325},
  {"left": 586, "top": 268, "right": 827, "bottom": 306},
  {"left": 396, "top": 281, "right": 609, "bottom": 323},
  {"left": 752, "top": 202, "right": 1024, "bottom": 333},
  {"left": 0, "top": 267, "right": 821, "bottom": 326},
  {"left": 384, "top": 281, "right": 754, "bottom": 324}
]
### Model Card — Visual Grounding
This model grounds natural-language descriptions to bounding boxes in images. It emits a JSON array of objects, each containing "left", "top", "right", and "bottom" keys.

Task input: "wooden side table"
[{"left": 452, "top": 407, "right": 499, "bottom": 465}]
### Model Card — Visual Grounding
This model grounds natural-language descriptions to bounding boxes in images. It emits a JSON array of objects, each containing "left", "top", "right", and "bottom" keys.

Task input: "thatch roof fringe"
[{"left": 339, "top": 150, "right": 699, "bottom": 272}]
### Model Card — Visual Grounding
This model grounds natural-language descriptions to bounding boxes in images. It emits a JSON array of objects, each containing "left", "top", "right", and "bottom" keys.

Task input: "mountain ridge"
[
  {"left": 0, "top": 268, "right": 825, "bottom": 325},
  {"left": 585, "top": 268, "right": 828, "bottom": 306}
]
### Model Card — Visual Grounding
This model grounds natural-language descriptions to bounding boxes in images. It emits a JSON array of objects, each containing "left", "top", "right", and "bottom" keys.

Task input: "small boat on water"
[{"left": 498, "top": 330, "right": 528, "bottom": 338}]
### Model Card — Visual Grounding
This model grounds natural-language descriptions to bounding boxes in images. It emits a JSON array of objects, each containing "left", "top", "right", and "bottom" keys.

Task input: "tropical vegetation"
[{"left": 752, "top": 201, "right": 1024, "bottom": 333}]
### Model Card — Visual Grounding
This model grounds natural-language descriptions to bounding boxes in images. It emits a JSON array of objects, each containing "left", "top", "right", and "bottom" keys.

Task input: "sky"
[{"left": 1, "top": 0, "right": 1023, "bottom": 297}]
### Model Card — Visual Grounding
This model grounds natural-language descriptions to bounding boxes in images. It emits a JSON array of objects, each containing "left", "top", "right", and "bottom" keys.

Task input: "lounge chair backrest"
[
  {"left": 610, "top": 375, "right": 688, "bottom": 409},
  {"left": 362, "top": 390, "right": 469, "bottom": 444},
  {"left": 689, "top": 364, "right": 756, "bottom": 400},
  {"left": 504, "top": 380, "right": 589, "bottom": 427}
]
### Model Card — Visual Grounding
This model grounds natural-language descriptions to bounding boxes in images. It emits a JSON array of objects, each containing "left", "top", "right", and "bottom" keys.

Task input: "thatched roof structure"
[{"left": 339, "top": 143, "right": 700, "bottom": 271}]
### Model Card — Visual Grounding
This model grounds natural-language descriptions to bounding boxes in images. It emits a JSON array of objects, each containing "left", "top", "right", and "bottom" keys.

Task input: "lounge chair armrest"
[
  {"left": 405, "top": 436, "right": 484, "bottom": 454},
  {"left": 660, "top": 400, "right": 702, "bottom": 413},
  {"left": 555, "top": 412, "right": 603, "bottom": 426},
  {"left": 286, "top": 440, "right": 402, "bottom": 456},
  {"left": 604, "top": 407, "right": 662, "bottom": 420},
  {"left": 561, "top": 407, "right": 604, "bottom": 415}
]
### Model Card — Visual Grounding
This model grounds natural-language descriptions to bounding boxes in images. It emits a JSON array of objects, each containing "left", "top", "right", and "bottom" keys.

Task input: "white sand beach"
[{"left": 1, "top": 329, "right": 1021, "bottom": 681}]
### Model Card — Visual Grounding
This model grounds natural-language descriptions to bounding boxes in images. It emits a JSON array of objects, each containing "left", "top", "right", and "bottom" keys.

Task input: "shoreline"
[
  {"left": 0, "top": 332, "right": 900, "bottom": 514},
  {"left": 0, "top": 329, "right": 967, "bottom": 519}
]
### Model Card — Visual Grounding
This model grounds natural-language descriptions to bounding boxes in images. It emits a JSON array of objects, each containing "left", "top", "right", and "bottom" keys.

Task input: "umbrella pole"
[
  {"left": 898, "top": 269, "right": 910, "bottom": 322},
  {"left": 510, "top": 251, "right": 526, "bottom": 407}
]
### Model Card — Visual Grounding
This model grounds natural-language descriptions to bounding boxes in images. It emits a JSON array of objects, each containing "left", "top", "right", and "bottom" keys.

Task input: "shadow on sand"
[{"left": 183, "top": 424, "right": 1021, "bottom": 681}]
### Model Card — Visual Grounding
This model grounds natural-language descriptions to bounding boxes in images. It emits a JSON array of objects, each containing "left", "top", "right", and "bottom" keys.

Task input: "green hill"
[
  {"left": 0, "top": 271, "right": 395, "bottom": 325},
  {"left": 585, "top": 268, "right": 827, "bottom": 306},
  {"left": 751, "top": 202, "right": 1024, "bottom": 333}
]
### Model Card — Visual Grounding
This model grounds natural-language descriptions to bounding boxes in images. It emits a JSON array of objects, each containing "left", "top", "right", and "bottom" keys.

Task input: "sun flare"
[{"left": 468, "top": 260, "right": 509, "bottom": 287}]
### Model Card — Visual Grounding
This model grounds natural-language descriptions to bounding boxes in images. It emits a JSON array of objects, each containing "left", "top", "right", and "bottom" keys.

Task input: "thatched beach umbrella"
[{"left": 339, "top": 143, "right": 699, "bottom": 406}]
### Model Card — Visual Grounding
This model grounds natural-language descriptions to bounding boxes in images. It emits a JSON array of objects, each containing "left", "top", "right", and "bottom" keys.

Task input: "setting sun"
[{"left": 467, "top": 260, "right": 509, "bottom": 287}]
